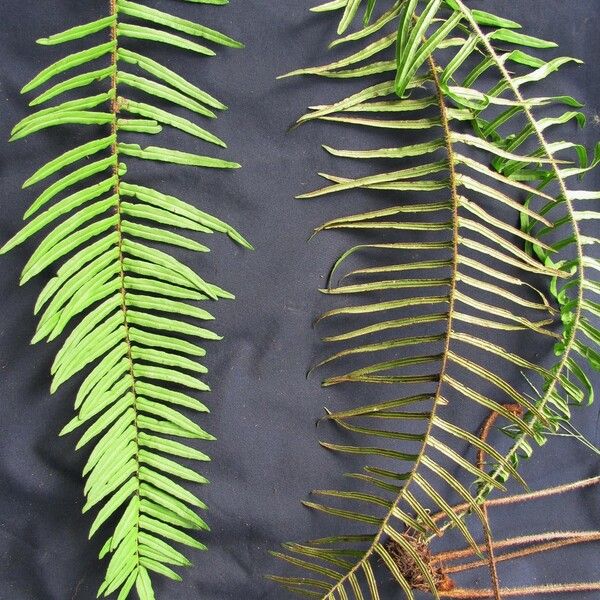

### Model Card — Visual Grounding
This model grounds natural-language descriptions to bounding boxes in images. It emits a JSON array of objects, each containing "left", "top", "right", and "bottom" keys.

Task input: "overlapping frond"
[
  {"left": 272, "top": 1, "right": 598, "bottom": 598},
  {"left": 442, "top": 0, "right": 600, "bottom": 496},
  {"left": 2, "top": 1, "right": 249, "bottom": 598}
]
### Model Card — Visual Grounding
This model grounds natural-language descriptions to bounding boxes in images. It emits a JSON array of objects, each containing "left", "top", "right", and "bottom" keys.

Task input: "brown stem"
[
  {"left": 433, "top": 531, "right": 600, "bottom": 564},
  {"left": 431, "top": 475, "right": 600, "bottom": 524},
  {"left": 476, "top": 407, "right": 521, "bottom": 600},
  {"left": 439, "top": 582, "right": 600, "bottom": 598},
  {"left": 444, "top": 532, "right": 600, "bottom": 574}
]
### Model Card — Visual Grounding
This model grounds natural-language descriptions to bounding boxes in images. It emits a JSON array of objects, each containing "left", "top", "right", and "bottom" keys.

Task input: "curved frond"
[
  {"left": 2, "top": 1, "right": 249, "bottom": 598},
  {"left": 273, "top": 2, "right": 599, "bottom": 598}
]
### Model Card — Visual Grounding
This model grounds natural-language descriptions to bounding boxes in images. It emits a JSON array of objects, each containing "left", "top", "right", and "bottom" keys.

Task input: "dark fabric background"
[{"left": 0, "top": 1, "right": 598, "bottom": 599}]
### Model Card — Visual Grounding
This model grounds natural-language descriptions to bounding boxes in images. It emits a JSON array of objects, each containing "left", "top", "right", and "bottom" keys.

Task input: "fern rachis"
[
  {"left": 1, "top": 1, "right": 250, "bottom": 598},
  {"left": 272, "top": 2, "right": 600, "bottom": 598}
]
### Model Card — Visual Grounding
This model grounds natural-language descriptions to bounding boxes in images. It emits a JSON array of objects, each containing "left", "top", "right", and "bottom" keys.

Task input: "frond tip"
[{"left": 2, "top": 1, "right": 248, "bottom": 598}]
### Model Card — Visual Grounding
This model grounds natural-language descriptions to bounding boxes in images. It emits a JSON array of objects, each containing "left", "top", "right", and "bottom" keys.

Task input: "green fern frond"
[
  {"left": 273, "top": 1, "right": 599, "bottom": 598},
  {"left": 1, "top": 1, "right": 249, "bottom": 598},
  {"left": 443, "top": 0, "right": 600, "bottom": 498}
]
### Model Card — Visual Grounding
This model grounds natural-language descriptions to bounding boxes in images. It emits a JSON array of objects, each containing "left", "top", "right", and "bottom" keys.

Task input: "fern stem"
[
  {"left": 434, "top": 529, "right": 600, "bottom": 564},
  {"left": 431, "top": 475, "right": 600, "bottom": 528},
  {"left": 476, "top": 410, "right": 513, "bottom": 600},
  {"left": 439, "top": 582, "right": 600, "bottom": 598},
  {"left": 441, "top": 531, "right": 600, "bottom": 574},
  {"left": 427, "top": 54, "right": 460, "bottom": 451},
  {"left": 452, "top": 0, "right": 586, "bottom": 502},
  {"left": 109, "top": 0, "right": 142, "bottom": 571}
]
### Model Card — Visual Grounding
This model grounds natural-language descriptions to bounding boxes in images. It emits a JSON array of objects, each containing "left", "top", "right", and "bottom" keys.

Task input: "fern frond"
[
  {"left": 273, "top": 2, "right": 598, "bottom": 598},
  {"left": 443, "top": 0, "right": 600, "bottom": 499},
  {"left": 1, "top": 1, "right": 249, "bottom": 598}
]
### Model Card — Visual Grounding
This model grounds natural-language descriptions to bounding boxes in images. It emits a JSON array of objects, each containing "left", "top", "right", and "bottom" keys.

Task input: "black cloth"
[{"left": 0, "top": 1, "right": 598, "bottom": 598}]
